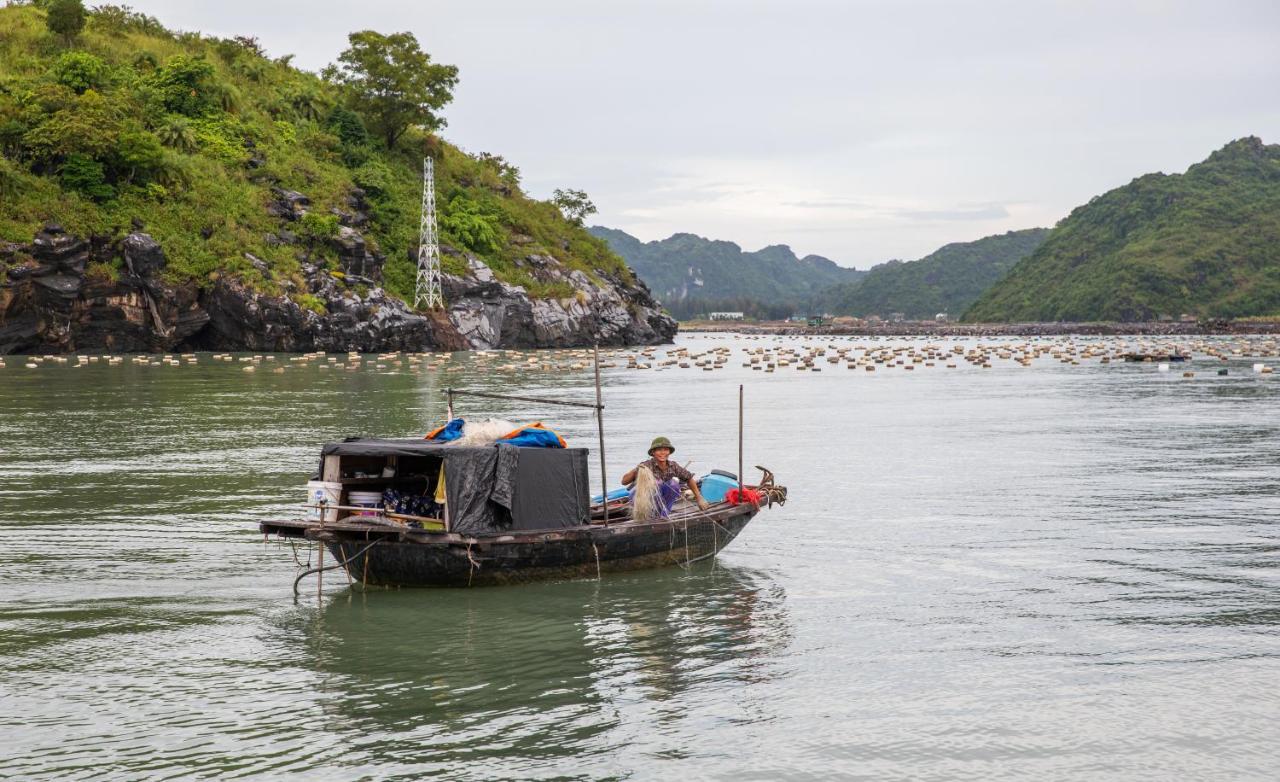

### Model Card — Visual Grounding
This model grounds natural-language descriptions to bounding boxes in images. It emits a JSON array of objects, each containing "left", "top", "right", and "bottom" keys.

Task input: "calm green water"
[{"left": 2, "top": 335, "right": 1279, "bottom": 780}]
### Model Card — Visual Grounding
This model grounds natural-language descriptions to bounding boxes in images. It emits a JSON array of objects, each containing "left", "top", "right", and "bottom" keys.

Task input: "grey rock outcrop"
[
  {"left": 442, "top": 256, "right": 673, "bottom": 349},
  {"left": 1, "top": 214, "right": 676, "bottom": 353}
]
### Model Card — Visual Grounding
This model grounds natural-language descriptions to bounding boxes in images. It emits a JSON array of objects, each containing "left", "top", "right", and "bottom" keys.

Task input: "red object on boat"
[{"left": 725, "top": 488, "right": 761, "bottom": 507}]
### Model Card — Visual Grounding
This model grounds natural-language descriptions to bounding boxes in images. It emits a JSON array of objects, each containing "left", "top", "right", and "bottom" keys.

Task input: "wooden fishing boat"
[
  {"left": 260, "top": 378, "right": 786, "bottom": 589},
  {"left": 261, "top": 481, "right": 783, "bottom": 588}
]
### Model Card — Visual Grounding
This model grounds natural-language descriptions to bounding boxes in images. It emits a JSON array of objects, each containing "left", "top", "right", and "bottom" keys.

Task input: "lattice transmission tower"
[{"left": 414, "top": 157, "right": 444, "bottom": 310}]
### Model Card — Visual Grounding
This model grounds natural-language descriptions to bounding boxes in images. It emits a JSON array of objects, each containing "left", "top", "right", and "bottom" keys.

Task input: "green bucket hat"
[{"left": 648, "top": 436, "right": 675, "bottom": 456}]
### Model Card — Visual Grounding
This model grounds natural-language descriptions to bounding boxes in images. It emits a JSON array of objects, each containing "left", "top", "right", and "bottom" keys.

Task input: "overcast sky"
[{"left": 133, "top": 0, "right": 1280, "bottom": 268}]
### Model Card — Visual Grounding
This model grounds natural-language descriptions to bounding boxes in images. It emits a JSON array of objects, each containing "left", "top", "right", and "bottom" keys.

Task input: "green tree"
[
  {"left": 289, "top": 87, "right": 327, "bottom": 122},
  {"left": 156, "top": 116, "right": 196, "bottom": 152},
  {"left": 45, "top": 0, "right": 86, "bottom": 45},
  {"left": 22, "top": 88, "right": 120, "bottom": 162},
  {"left": 111, "top": 125, "right": 163, "bottom": 182},
  {"left": 552, "top": 188, "right": 596, "bottom": 226},
  {"left": 49, "top": 51, "right": 107, "bottom": 94},
  {"left": 352, "top": 158, "right": 394, "bottom": 197},
  {"left": 478, "top": 152, "right": 520, "bottom": 189},
  {"left": 441, "top": 195, "right": 499, "bottom": 253},
  {"left": 330, "top": 30, "right": 458, "bottom": 149},
  {"left": 147, "top": 55, "right": 216, "bottom": 116},
  {"left": 59, "top": 153, "right": 113, "bottom": 200}
]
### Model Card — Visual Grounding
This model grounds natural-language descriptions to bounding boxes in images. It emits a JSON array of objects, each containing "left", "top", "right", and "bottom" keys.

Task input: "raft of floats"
[{"left": 5, "top": 334, "right": 1278, "bottom": 377}]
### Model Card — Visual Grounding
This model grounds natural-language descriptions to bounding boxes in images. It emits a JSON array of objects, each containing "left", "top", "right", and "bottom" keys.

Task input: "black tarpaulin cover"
[
  {"left": 320, "top": 438, "right": 589, "bottom": 534},
  {"left": 505, "top": 445, "right": 589, "bottom": 530}
]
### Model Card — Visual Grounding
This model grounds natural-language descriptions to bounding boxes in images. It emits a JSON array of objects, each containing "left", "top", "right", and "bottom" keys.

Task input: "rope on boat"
[
  {"left": 668, "top": 504, "right": 742, "bottom": 568},
  {"left": 466, "top": 541, "right": 480, "bottom": 587},
  {"left": 592, "top": 542, "right": 601, "bottom": 580},
  {"left": 292, "top": 539, "right": 380, "bottom": 596},
  {"left": 289, "top": 540, "right": 311, "bottom": 569}
]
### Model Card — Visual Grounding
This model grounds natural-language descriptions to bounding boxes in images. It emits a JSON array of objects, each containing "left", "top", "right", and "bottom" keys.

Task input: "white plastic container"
[
  {"left": 306, "top": 481, "right": 342, "bottom": 522},
  {"left": 348, "top": 491, "right": 384, "bottom": 517}
]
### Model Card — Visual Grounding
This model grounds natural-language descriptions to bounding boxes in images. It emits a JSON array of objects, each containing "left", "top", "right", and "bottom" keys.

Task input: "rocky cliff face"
[{"left": 0, "top": 220, "right": 674, "bottom": 355}]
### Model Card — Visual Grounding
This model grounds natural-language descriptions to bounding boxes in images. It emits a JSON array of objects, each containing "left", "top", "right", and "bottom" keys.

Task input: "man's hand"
[{"left": 697, "top": 497, "right": 709, "bottom": 511}]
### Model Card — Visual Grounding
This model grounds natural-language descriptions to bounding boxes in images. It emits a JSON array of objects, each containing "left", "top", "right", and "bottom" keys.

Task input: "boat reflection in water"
[{"left": 279, "top": 562, "right": 791, "bottom": 774}]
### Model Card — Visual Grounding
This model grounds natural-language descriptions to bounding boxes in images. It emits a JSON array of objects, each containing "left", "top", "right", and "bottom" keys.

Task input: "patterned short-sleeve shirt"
[{"left": 640, "top": 457, "right": 693, "bottom": 486}]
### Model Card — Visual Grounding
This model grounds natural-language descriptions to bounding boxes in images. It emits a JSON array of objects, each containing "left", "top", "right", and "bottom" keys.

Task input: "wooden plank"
[{"left": 322, "top": 455, "right": 341, "bottom": 482}]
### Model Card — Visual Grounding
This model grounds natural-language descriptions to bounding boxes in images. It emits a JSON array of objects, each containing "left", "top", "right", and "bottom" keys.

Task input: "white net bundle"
[
  {"left": 455, "top": 419, "right": 518, "bottom": 446},
  {"left": 631, "top": 466, "right": 661, "bottom": 522}
]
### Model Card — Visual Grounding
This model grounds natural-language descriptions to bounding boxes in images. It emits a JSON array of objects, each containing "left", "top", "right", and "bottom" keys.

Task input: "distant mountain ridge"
[
  {"left": 815, "top": 228, "right": 1050, "bottom": 319},
  {"left": 966, "top": 137, "right": 1280, "bottom": 322},
  {"left": 588, "top": 227, "right": 864, "bottom": 317}
]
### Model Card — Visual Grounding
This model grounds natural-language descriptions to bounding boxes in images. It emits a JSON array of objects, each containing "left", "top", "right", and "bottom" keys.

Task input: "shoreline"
[{"left": 679, "top": 319, "right": 1280, "bottom": 337}]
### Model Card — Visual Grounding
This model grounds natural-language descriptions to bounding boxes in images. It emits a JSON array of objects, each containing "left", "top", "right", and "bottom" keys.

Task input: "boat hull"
[{"left": 262, "top": 504, "right": 760, "bottom": 588}]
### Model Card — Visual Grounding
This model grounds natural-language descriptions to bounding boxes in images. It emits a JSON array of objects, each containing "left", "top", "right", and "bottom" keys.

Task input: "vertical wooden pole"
[
  {"left": 594, "top": 344, "right": 609, "bottom": 525},
  {"left": 738, "top": 384, "right": 744, "bottom": 495},
  {"left": 317, "top": 494, "right": 326, "bottom": 598}
]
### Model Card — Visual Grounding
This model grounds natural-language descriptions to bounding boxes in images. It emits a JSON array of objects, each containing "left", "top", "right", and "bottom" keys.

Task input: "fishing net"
[
  {"left": 631, "top": 466, "right": 662, "bottom": 522},
  {"left": 455, "top": 418, "right": 518, "bottom": 446}
]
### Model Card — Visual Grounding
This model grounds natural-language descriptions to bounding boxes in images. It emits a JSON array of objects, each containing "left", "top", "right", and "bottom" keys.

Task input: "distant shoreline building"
[{"left": 708, "top": 311, "right": 745, "bottom": 321}]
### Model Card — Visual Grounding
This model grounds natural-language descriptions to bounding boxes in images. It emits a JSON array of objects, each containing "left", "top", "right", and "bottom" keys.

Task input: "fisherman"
[{"left": 622, "top": 436, "right": 710, "bottom": 514}]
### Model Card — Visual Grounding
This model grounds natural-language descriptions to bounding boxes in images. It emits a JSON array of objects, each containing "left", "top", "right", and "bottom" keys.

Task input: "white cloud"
[{"left": 130, "top": 0, "right": 1280, "bottom": 265}]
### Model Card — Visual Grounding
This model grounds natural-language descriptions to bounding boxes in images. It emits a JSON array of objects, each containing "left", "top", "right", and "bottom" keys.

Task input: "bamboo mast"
[
  {"left": 738, "top": 384, "right": 744, "bottom": 495},
  {"left": 594, "top": 345, "right": 609, "bottom": 525}
]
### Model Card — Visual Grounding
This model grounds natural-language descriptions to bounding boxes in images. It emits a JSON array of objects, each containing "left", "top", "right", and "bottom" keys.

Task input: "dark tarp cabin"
[{"left": 319, "top": 438, "right": 590, "bottom": 534}]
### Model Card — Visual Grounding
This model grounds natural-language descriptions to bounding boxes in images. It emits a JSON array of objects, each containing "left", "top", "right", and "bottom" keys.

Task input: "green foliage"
[
  {"left": 21, "top": 87, "right": 120, "bottom": 162},
  {"left": 965, "top": 138, "right": 1280, "bottom": 322},
  {"left": 155, "top": 116, "right": 196, "bottom": 152},
  {"left": 45, "top": 0, "right": 85, "bottom": 44},
  {"left": 0, "top": 155, "right": 24, "bottom": 199},
  {"left": 330, "top": 30, "right": 458, "bottom": 149},
  {"left": 325, "top": 105, "right": 367, "bottom": 147},
  {"left": 272, "top": 119, "right": 296, "bottom": 144},
  {"left": 352, "top": 158, "right": 393, "bottom": 197},
  {"left": 88, "top": 5, "right": 164, "bottom": 37},
  {"left": 49, "top": 51, "right": 107, "bottom": 93},
  {"left": 59, "top": 153, "right": 112, "bottom": 200},
  {"left": 293, "top": 292, "right": 326, "bottom": 314},
  {"left": 0, "top": 3, "right": 635, "bottom": 302},
  {"left": 288, "top": 87, "right": 326, "bottom": 122},
  {"left": 551, "top": 188, "right": 596, "bottom": 226},
  {"left": 143, "top": 181, "right": 167, "bottom": 201},
  {"left": 147, "top": 55, "right": 216, "bottom": 117},
  {"left": 190, "top": 117, "right": 246, "bottom": 163},
  {"left": 110, "top": 124, "right": 163, "bottom": 182},
  {"left": 298, "top": 210, "right": 339, "bottom": 242},
  {"left": 815, "top": 228, "right": 1049, "bottom": 319},
  {"left": 440, "top": 195, "right": 500, "bottom": 254},
  {"left": 477, "top": 152, "right": 520, "bottom": 189}
]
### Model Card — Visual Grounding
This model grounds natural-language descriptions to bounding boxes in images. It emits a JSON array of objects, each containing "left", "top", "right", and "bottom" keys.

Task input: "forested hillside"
[
  {"left": 966, "top": 138, "right": 1280, "bottom": 322},
  {"left": 0, "top": 1, "right": 673, "bottom": 352},
  {"left": 589, "top": 226, "right": 863, "bottom": 318},
  {"left": 815, "top": 229, "right": 1048, "bottom": 319}
]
